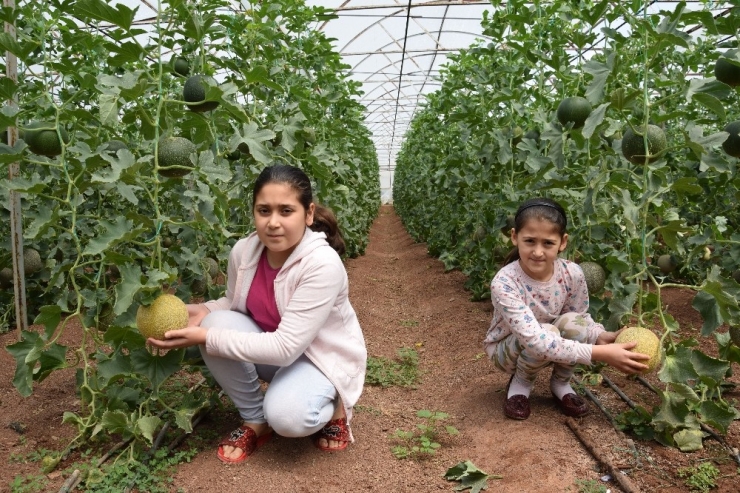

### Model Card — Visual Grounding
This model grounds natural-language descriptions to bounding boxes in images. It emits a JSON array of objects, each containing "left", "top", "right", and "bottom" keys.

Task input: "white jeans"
[{"left": 199, "top": 310, "right": 337, "bottom": 437}]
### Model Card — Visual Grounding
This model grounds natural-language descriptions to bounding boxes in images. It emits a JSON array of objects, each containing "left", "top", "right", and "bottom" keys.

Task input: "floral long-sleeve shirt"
[{"left": 483, "top": 259, "right": 605, "bottom": 365}]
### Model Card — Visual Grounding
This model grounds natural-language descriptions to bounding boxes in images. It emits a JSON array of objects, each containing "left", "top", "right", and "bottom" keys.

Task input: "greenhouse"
[{"left": 1, "top": 1, "right": 740, "bottom": 492}]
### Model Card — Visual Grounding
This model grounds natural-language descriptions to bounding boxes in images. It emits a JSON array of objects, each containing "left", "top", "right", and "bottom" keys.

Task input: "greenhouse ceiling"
[{"left": 17, "top": 0, "right": 734, "bottom": 197}]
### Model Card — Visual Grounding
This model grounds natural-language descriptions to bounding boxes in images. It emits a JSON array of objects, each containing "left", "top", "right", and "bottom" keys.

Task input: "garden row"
[
  {"left": 393, "top": 0, "right": 740, "bottom": 452},
  {"left": 0, "top": 0, "right": 379, "bottom": 475}
]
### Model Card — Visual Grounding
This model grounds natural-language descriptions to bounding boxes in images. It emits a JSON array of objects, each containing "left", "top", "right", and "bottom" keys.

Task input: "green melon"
[
  {"left": 183, "top": 74, "right": 219, "bottom": 113},
  {"left": 621, "top": 124, "right": 667, "bottom": 164},
  {"left": 615, "top": 326, "right": 662, "bottom": 373},
  {"left": 579, "top": 262, "right": 606, "bottom": 293},
  {"left": 157, "top": 136, "right": 196, "bottom": 178},
  {"left": 722, "top": 121, "right": 740, "bottom": 158},
  {"left": 171, "top": 56, "right": 190, "bottom": 77},
  {"left": 24, "top": 122, "right": 69, "bottom": 157},
  {"left": 0, "top": 267, "right": 13, "bottom": 288},
  {"left": 203, "top": 257, "right": 219, "bottom": 278},
  {"left": 136, "top": 294, "right": 189, "bottom": 340},
  {"left": 523, "top": 129, "right": 540, "bottom": 143},
  {"left": 732, "top": 269, "right": 740, "bottom": 283},
  {"left": 24, "top": 248, "right": 43, "bottom": 275},
  {"left": 656, "top": 254, "right": 678, "bottom": 274},
  {"left": 190, "top": 277, "right": 208, "bottom": 296},
  {"left": 103, "top": 139, "right": 128, "bottom": 156},
  {"left": 556, "top": 96, "right": 592, "bottom": 129},
  {"left": 715, "top": 49, "right": 740, "bottom": 87}
]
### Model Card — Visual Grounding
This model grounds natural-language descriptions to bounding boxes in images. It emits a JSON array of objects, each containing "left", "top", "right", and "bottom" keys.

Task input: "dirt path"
[
  {"left": 172, "top": 205, "right": 629, "bottom": 492},
  {"left": 2, "top": 205, "right": 738, "bottom": 492}
]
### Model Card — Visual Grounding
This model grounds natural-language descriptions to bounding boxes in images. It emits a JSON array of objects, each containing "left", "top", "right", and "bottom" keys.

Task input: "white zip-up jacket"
[{"left": 203, "top": 228, "right": 367, "bottom": 423}]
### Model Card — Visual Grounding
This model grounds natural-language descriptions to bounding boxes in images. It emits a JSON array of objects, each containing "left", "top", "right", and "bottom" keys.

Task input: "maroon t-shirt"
[{"left": 245, "top": 251, "right": 281, "bottom": 332}]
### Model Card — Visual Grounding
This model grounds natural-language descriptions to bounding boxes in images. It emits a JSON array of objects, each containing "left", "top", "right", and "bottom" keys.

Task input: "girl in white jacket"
[{"left": 148, "top": 164, "right": 367, "bottom": 463}]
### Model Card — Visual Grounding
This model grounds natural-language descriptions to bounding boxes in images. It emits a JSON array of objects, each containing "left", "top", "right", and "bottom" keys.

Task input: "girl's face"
[
  {"left": 511, "top": 218, "right": 568, "bottom": 282},
  {"left": 253, "top": 183, "right": 315, "bottom": 268}
]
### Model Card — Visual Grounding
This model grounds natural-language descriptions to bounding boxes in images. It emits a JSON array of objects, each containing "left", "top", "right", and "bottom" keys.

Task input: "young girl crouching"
[{"left": 484, "top": 198, "right": 649, "bottom": 420}]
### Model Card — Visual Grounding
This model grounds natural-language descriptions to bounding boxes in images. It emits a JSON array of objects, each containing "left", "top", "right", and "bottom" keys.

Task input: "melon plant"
[{"left": 3, "top": 0, "right": 380, "bottom": 477}]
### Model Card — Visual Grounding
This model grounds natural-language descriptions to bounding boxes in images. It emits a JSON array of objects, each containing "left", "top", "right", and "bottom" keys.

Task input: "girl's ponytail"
[{"left": 311, "top": 204, "right": 346, "bottom": 256}]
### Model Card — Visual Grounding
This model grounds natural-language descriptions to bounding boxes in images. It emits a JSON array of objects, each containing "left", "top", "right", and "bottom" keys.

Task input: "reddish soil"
[{"left": 1, "top": 204, "right": 738, "bottom": 492}]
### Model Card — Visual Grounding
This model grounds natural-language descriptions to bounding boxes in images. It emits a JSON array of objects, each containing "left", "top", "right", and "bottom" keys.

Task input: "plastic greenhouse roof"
[{"left": 33, "top": 1, "right": 736, "bottom": 199}]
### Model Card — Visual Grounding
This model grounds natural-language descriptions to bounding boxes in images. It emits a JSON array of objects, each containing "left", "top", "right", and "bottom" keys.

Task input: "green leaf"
[
  {"left": 653, "top": 390, "right": 700, "bottom": 431},
  {"left": 130, "top": 348, "right": 183, "bottom": 392},
  {"left": 686, "top": 78, "right": 732, "bottom": 103},
  {"left": 659, "top": 346, "right": 699, "bottom": 384},
  {"left": 692, "top": 290, "right": 722, "bottom": 336},
  {"left": 92, "top": 148, "right": 137, "bottom": 183},
  {"left": 673, "top": 428, "right": 704, "bottom": 452},
  {"left": 36, "top": 343, "right": 69, "bottom": 384},
  {"left": 73, "top": 0, "right": 136, "bottom": 31},
  {"left": 692, "top": 93, "right": 725, "bottom": 120},
  {"left": 101, "top": 410, "right": 131, "bottom": 435},
  {"left": 245, "top": 66, "right": 283, "bottom": 92},
  {"left": 444, "top": 460, "right": 497, "bottom": 493},
  {"left": 0, "top": 32, "right": 39, "bottom": 61},
  {"left": 230, "top": 122, "right": 274, "bottom": 164},
  {"left": 583, "top": 55, "right": 613, "bottom": 104},
  {"left": 5, "top": 331, "right": 43, "bottom": 397},
  {"left": 33, "top": 305, "right": 62, "bottom": 340},
  {"left": 689, "top": 350, "right": 729, "bottom": 385},
  {"left": 83, "top": 216, "right": 139, "bottom": 256},
  {"left": 98, "top": 93, "right": 118, "bottom": 127},
  {"left": 698, "top": 400, "right": 738, "bottom": 435},
  {"left": 113, "top": 263, "right": 144, "bottom": 316},
  {"left": 135, "top": 415, "right": 162, "bottom": 446},
  {"left": 582, "top": 102, "right": 609, "bottom": 139},
  {"left": 97, "top": 352, "right": 133, "bottom": 385}
]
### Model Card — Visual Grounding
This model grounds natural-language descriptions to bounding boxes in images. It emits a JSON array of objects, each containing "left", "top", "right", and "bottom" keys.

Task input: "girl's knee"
[
  {"left": 263, "top": 401, "right": 319, "bottom": 438},
  {"left": 201, "top": 310, "right": 262, "bottom": 333},
  {"left": 554, "top": 312, "right": 590, "bottom": 342}
]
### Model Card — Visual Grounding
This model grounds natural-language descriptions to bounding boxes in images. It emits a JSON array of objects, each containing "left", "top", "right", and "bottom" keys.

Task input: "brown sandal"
[
  {"left": 314, "top": 417, "right": 351, "bottom": 452},
  {"left": 217, "top": 424, "right": 273, "bottom": 464}
]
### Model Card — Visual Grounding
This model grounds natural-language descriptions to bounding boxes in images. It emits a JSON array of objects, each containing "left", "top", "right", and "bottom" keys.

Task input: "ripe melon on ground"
[
  {"left": 615, "top": 326, "right": 662, "bottom": 373},
  {"left": 157, "top": 136, "right": 196, "bottom": 178},
  {"left": 556, "top": 96, "right": 592, "bottom": 129},
  {"left": 621, "top": 124, "right": 667, "bottom": 164},
  {"left": 136, "top": 294, "right": 189, "bottom": 340},
  {"left": 579, "top": 262, "right": 606, "bottom": 293},
  {"left": 183, "top": 74, "right": 219, "bottom": 113}
]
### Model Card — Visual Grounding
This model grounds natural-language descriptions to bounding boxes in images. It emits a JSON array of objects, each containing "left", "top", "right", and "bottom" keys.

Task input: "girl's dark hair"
[
  {"left": 253, "top": 164, "right": 345, "bottom": 255},
  {"left": 503, "top": 197, "right": 568, "bottom": 265}
]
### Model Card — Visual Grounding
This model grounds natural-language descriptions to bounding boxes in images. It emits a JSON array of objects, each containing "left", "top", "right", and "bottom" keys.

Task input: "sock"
[
  {"left": 507, "top": 374, "right": 533, "bottom": 399},
  {"left": 550, "top": 378, "right": 575, "bottom": 400}
]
